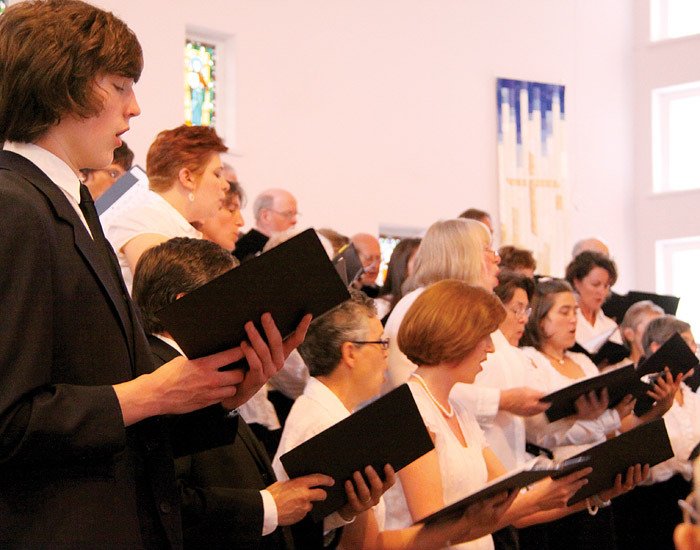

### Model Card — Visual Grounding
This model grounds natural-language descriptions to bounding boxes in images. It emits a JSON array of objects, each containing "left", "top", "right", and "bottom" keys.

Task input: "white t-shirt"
[
  {"left": 383, "top": 380, "right": 493, "bottom": 550},
  {"left": 101, "top": 188, "right": 201, "bottom": 293}
]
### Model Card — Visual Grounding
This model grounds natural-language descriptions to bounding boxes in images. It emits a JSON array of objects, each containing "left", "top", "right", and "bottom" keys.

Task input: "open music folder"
[
  {"left": 552, "top": 418, "right": 673, "bottom": 505},
  {"left": 414, "top": 456, "right": 590, "bottom": 526},
  {"left": 157, "top": 228, "right": 350, "bottom": 368},
  {"left": 634, "top": 332, "right": 699, "bottom": 415},
  {"left": 279, "top": 384, "right": 435, "bottom": 522},
  {"left": 541, "top": 365, "right": 647, "bottom": 422}
]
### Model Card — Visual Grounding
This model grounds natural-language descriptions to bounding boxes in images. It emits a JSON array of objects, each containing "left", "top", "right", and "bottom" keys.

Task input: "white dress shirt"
[
  {"left": 3, "top": 141, "right": 91, "bottom": 234},
  {"left": 268, "top": 350, "right": 309, "bottom": 400}
]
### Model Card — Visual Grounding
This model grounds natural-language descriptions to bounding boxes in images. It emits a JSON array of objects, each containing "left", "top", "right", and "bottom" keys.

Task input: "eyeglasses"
[
  {"left": 350, "top": 338, "right": 391, "bottom": 351},
  {"left": 268, "top": 209, "right": 299, "bottom": 220},
  {"left": 508, "top": 306, "right": 532, "bottom": 319},
  {"left": 358, "top": 253, "right": 382, "bottom": 266},
  {"left": 484, "top": 246, "right": 500, "bottom": 260}
]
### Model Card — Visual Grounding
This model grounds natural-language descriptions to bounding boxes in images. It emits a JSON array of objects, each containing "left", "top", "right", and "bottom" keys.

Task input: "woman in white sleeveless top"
[{"left": 383, "top": 280, "right": 597, "bottom": 550}]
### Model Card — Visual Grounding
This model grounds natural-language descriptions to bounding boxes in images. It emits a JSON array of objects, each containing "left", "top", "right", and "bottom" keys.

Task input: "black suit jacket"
[
  {"left": 233, "top": 228, "right": 269, "bottom": 262},
  {"left": 149, "top": 336, "right": 294, "bottom": 550},
  {"left": 0, "top": 151, "right": 234, "bottom": 548}
]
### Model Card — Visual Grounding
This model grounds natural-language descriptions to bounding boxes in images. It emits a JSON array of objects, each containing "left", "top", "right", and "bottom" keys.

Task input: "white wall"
[
  {"left": 94, "top": 0, "right": 635, "bottom": 284},
  {"left": 633, "top": 2, "right": 700, "bottom": 292}
]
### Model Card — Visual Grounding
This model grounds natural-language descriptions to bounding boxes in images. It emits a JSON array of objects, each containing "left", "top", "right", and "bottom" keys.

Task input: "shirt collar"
[
  {"left": 3, "top": 142, "right": 82, "bottom": 204},
  {"left": 303, "top": 377, "right": 351, "bottom": 417},
  {"left": 147, "top": 190, "right": 203, "bottom": 238},
  {"left": 153, "top": 333, "right": 186, "bottom": 356}
]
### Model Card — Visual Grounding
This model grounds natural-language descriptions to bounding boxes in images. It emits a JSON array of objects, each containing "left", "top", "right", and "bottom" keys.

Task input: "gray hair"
[
  {"left": 298, "top": 291, "right": 377, "bottom": 377},
  {"left": 253, "top": 192, "right": 275, "bottom": 222},
  {"left": 404, "top": 218, "right": 490, "bottom": 293},
  {"left": 641, "top": 315, "right": 691, "bottom": 357},
  {"left": 619, "top": 300, "right": 663, "bottom": 346}
]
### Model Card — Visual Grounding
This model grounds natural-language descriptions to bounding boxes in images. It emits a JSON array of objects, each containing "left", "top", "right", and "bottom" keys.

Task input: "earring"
[{"left": 188, "top": 192, "right": 195, "bottom": 202}]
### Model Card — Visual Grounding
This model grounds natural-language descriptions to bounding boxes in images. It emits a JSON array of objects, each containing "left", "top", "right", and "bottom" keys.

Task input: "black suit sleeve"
[
  {"left": 176, "top": 453, "right": 265, "bottom": 548},
  {"left": 0, "top": 183, "right": 125, "bottom": 469}
]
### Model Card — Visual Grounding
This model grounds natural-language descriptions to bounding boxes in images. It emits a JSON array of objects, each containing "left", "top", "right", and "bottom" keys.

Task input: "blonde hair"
[
  {"left": 398, "top": 279, "right": 505, "bottom": 366},
  {"left": 405, "top": 219, "right": 490, "bottom": 292}
]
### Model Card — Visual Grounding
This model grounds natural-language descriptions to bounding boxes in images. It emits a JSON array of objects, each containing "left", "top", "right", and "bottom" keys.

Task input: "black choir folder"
[
  {"left": 634, "top": 332, "right": 699, "bottom": 416},
  {"left": 414, "top": 457, "right": 590, "bottom": 526},
  {"left": 332, "top": 243, "right": 364, "bottom": 287},
  {"left": 570, "top": 341, "right": 628, "bottom": 367},
  {"left": 554, "top": 418, "right": 673, "bottom": 505},
  {"left": 157, "top": 229, "right": 350, "bottom": 366},
  {"left": 279, "top": 384, "right": 434, "bottom": 522},
  {"left": 603, "top": 290, "right": 680, "bottom": 323},
  {"left": 571, "top": 326, "right": 628, "bottom": 367},
  {"left": 541, "top": 365, "right": 646, "bottom": 422},
  {"left": 636, "top": 332, "right": 699, "bottom": 379}
]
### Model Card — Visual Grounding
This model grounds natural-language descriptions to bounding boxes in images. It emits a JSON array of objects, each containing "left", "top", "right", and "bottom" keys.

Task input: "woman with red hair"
[{"left": 102, "top": 124, "right": 229, "bottom": 291}]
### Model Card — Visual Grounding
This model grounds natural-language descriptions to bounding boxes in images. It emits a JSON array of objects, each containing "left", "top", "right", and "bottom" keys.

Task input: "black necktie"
[
  {"left": 79, "top": 183, "right": 123, "bottom": 284},
  {"left": 78, "top": 184, "right": 104, "bottom": 239}
]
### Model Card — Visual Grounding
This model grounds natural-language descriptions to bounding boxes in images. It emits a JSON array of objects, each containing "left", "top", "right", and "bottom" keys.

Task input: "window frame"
[
  {"left": 652, "top": 81, "right": 700, "bottom": 193},
  {"left": 651, "top": 0, "right": 700, "bottom": 42}
]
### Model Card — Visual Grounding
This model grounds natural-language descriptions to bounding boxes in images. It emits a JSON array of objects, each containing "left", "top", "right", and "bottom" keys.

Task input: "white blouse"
[
  {"left": 456, "top": 329, "right": 540, "bottom": 470},
  {"left": 383, "top": 380, "right": 493, "bottom": 550},
  {"left": 272, "top": 377, "right": 385, "bottom": 533},
  {"left": 521, "top": 348, "right": 621, "bottom": 460},
  {"left": 101, "top": 188, "right": 201, "bottom": 293},
  {"left": 575, "top": 308, "right": 622, "bottom": 352},
  {"left": 383, "top": 287, "right": 424, "bottom": 391}
]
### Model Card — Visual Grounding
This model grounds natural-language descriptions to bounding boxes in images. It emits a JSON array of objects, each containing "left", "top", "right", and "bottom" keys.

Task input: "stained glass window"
[{"left": 184, "top": 39, "right": 216, "bottom": 127}]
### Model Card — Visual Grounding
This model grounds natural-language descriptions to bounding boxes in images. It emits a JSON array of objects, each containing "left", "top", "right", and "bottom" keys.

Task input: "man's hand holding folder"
[
  {"left": 135, "top": 312, "right": 313, "bottom": 420},
  {"left": 220, "top": 312, "right": 312, "bottom": 410}
]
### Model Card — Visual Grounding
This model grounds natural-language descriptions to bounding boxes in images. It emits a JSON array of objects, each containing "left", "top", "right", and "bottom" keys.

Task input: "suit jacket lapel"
[
  {"left": 0, "top": 151, "right": 136, "bottom": 372},
  {"left": 238, "top": 423, "right": 276, "bottom": 480},
  {"left": 148, "top": 335, "right": 180, "bottom": 364}
]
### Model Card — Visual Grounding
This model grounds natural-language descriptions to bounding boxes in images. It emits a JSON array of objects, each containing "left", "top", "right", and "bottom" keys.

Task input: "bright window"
[
  {"left": 652, "top": 82, "right": 700, "bottom": 192},
  {"left": 0, "top": 1, "right": 6, "bottom": 15},
  {"left": 651, "top": 0, "right": 700, "bottom": 41},
  {"left": 184, "top": 38, "right": 217, "bottom": 127},
  {"left": 656, "top": 236, "right": 700, "bottom": 334},
  {"left": 377, "top": 225, "right": 424, "bottom": 287}
]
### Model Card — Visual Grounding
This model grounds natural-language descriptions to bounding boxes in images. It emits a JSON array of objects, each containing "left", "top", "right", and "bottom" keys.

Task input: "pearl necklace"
[
  {"left": 542, "top": 350, "right": 566, "bottom": 366},
  {"left": 410, "top": 373, "right": 455, "bottom": 418}
]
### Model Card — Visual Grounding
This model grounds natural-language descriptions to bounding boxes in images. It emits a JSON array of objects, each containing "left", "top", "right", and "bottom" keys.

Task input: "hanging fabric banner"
[{"left": 497, "top": 78, "right": 569, "bottom": 276}]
